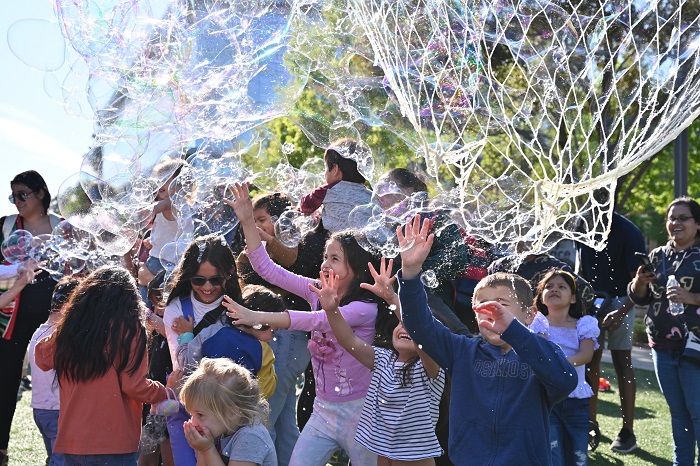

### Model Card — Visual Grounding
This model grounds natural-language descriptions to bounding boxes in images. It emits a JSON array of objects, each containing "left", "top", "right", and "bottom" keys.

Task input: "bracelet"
[{"left": 177, "top": 332, "right": 194, "bottom": 345}]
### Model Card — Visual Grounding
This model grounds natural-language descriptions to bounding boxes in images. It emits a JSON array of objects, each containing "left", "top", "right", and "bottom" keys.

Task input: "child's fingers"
[
  {"left": 367, "top": 261, "right": 379, "bottom": 281},
  {"left": 308, "top": 282, "right": 321, "bottom": 295},
  {"left": 385, "top": 258, "right": 394, "bottom": 276}
]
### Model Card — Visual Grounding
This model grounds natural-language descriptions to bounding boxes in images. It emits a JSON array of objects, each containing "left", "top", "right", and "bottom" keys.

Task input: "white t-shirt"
[
  {"left": 163, "top": 292, "right": 224, "bottom": 371},
  {"left": 29, "top": 322, "right": 60, "bottom": 410}
]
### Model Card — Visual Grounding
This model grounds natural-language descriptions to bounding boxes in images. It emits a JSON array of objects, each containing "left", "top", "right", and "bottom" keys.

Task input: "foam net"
[{"left": 8, "top": 0, "right": 700, "bottom": 263}]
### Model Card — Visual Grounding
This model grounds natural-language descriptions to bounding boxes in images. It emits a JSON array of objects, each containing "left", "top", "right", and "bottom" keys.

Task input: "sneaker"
[
  {"left": 610, "top": 428, "right": 638, "bottom": 453},
  {"left": 0, "top": 451, "right": 8, "bottom": 466},
  {"left": 588, "top": 420, "right": 600, "bottom": 452}
]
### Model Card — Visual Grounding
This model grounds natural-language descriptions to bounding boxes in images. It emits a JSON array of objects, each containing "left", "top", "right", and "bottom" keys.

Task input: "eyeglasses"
[
  {"left": 8, "top": 191, "right": 34, "bottom": 204},
  {"left": 190, "top": 275, "right": 226, "bottom": 287},
  {"left": 667, "top": 215, "right": 694, "bottom": 223}
]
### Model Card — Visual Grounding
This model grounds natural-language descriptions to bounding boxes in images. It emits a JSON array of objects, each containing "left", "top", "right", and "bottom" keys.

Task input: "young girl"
[
  {"left": 34, "top": 266, "right": 168, "bottom": 465},
  {"left": 162, "top": 234, "right": 266, "bottom": 466},
  {"left": 531, "top": 270, "right": 600, "bottom": 466},
  {"left": 316, "top": 257, "right": 446, "bottom": 465},
  {"left": 224, "top": 182, "right": 388, "bottom": 466},
  {"left": 179, "top": 358, "right": 277, "bottom": 466}
]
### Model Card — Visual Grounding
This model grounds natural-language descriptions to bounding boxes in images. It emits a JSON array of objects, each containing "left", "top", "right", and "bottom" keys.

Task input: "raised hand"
[
  {"left": 224, "top": 182, "right": 254, "bottom": 225},
  {"left": 360, "top": 258, "right": 398, "bottom": 308},
  {"left": 473, "top": 301, "right": 515, "bottom": 335},
  {"left": 396, "top": 214, "right": 434, "bottom": 280},
  {"left": 309, "top": 270, "right": 341, "bottom": 313}
]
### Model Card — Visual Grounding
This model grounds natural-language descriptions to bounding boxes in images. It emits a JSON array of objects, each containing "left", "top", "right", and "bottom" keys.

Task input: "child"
[
  {"left": 299, "top": 139, "right": 373, "bottom": 233},
  {"left": 28, "top": 276, "right": 80, "bottom": 466},
  {"left": 397, "top": 214, "right": 578, "bottom": 465},
  {"left": 316, "top": 257, "right": 446, "bottom": 465},
  {"left": 162, "top": 235, "right": 276, "bottom": 466},
  {"left": 34, "top": 266, "right": 168, "bottom": 464},
  {"left": 179, "top": 358, "right": 277, "bottom": 466},
  {"left": 531, "top": 270, "right": 599, "bottom": 466},
  {"left": 224, "top": 182, "right": 388, "bottom": 466},
  {"left": 137, "top": 158, "right": 183, "bottom": 302}
]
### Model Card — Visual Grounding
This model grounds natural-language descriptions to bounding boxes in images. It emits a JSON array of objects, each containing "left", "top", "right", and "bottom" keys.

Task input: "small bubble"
[{"left": 389, "top": 304, "right": 397, "bottom": 311}]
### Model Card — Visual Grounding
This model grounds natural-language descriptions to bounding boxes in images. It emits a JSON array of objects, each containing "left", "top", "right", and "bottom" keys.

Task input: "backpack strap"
[{"left": 192, "top": 306, "right": 226, "bottom": 336}]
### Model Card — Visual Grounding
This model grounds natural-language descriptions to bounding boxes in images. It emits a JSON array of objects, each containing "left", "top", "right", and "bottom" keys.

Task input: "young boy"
[
  {"left": 28, "top": 276, "right": 80, "bottom": 466},
  {"left": 299, "top": 139, "right": 373, "bottom": 233},
  {"left": 397, "top": 215, "right": 577, "bottom": 466}
]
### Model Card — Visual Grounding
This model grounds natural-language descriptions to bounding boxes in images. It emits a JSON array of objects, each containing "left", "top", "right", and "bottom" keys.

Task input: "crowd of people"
[{"left": 0, "top": 142, "right": 698, "bottom": 466}]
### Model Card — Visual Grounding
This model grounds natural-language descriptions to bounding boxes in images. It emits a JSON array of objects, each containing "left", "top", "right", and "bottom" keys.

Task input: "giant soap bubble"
[{"left": 9, "top": 0, "right": 700, "bottom": 259}]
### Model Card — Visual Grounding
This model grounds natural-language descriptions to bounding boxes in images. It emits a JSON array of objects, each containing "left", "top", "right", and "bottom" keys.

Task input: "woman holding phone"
[{"left": 628, "top": 196, "right": 700, "bottom": 466}]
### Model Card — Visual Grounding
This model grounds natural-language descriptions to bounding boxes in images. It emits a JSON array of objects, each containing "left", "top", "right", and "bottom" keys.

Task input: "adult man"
[{"left": 576, "top": 209, "right": 646, "bottom": 453}]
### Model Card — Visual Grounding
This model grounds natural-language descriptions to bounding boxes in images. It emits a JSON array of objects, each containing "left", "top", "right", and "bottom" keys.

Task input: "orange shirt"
[{"left": 35, "top": 331, "right": 167, "bottom": 455}]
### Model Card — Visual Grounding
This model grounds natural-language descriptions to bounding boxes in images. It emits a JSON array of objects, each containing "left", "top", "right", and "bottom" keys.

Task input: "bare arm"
[
  {"left": 566, "top": 338, "right": 596, "bottom": 367},
  {"left": 0, "top": 269, "right": 33, "bottom": 309},
  {"left": 223, "top": 295, "right": 291, "bottom": 330},
  {"left": 311, "top": 271, "right": 375, "bottom": 370},
  {"left": 153, "top": 198, "right": 175, "bottom": 220}
]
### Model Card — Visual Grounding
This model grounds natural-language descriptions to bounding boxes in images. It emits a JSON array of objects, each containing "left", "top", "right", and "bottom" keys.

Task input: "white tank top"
[{"left": 149, "top": 213, "right": 179, "bottom": 263}]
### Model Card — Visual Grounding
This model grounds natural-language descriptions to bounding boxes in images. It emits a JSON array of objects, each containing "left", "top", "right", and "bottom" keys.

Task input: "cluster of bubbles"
[
  {"left": 7, "top": 0, "right": 700, "bottom": 274},
  {"left": 0, "top": 221, "right": 120, "bottom": 279}
]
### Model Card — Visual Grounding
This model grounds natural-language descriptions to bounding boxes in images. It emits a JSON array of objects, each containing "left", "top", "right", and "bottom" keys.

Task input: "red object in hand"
[{"left": 599, "top": 377, "right": 611, "bottom": 392}]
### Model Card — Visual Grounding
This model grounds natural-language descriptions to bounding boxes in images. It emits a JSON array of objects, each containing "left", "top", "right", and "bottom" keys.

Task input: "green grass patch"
[
  {"left": 591, "top": 363, "right": 673, "bottom": 466},
  {"left": 8, "top": 363, "right": 675, "bottom": 465}
]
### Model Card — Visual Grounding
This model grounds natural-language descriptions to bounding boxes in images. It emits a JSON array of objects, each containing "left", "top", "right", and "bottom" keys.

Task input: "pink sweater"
[{"left": 248, "top": 246, "right": 376, "bottom": 402}]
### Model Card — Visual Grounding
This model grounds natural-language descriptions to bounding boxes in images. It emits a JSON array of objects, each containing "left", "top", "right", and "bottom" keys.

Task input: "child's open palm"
[
  {"left": 360, "top": 258, "right": 398, "bottom": 308},
  {"left": 225, "top": 182, "right": 254, "bottom": 223},
  {"left": 223, "top": 295, "right": 258, "bottom": 327},
  {"left": 309, "top": 271, "right": 341, "bottom": 312},
  {"left": 397, "top": 214, "right": 434, "bottom": 278}
]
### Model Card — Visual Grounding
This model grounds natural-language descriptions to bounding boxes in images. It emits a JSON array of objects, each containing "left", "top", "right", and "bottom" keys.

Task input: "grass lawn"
[{"left": 8, "top": 363, "right": 674, "bottom": 465}]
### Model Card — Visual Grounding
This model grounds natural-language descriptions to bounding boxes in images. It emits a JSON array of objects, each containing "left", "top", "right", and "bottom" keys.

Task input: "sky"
[{"left": 1, "top": 0, "right": 95, "bottom": 218}]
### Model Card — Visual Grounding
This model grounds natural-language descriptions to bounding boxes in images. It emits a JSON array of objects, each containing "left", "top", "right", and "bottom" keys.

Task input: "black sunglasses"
[
  {"left": 190, "top": 275, "right": 226, "bottom": 287},
  {"left": 8, "top": 191, "right": 34, "bottom": 204}
]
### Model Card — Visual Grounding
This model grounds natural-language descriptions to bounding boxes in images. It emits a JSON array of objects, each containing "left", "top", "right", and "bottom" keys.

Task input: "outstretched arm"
[
  {"left": 311, "top": 271, "right": 375, "bottom": 370},
  {"left": 397, "top": 214, "right": 434, "bottom": 280},
  {"left": 223, "top": 295, "right": 291, "bottom": 330},
  {"left": 0, "top": 268, "right": 34, "bottom": 310}
]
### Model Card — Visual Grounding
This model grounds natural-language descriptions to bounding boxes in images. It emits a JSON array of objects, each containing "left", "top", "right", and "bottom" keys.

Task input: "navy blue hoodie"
[{"left": 399, "top": 271, "right": 577, "bottom": 466}]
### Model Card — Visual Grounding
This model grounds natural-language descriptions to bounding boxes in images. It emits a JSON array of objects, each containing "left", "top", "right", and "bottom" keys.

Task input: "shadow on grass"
[
  {"left": 590, "top": 448, "right": 672, "bottom": 466},
  {"left": 597, "top": 398, "right": 658, "bottom": 421}
]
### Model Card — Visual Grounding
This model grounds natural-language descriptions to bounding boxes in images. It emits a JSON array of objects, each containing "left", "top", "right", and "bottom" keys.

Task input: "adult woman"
[
  {"left": 628, "top": 196, "right": 700, "bottom": 466},
  {"left": 0, "top": 171, "right": 60, "bottom": 466}
]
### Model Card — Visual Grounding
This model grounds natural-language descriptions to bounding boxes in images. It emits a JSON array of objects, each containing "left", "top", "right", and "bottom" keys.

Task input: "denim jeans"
[
  {"left": 33, "top": 409, "right": 64, "bottom": 466},
  {"left": 652, "top": 347, "right": 700, "bottom": 466},
  {"left": 63, "top": 452, "right": 138, "bottom": 466},
  {"left": 267, "top": 329, "right": 311, "bottom": 466},
  {"left": 288, "top": 397, "right": 376, "bottom": 466},
  {"left": 550, "top": 397, "right": 590, "bottom": 466}
]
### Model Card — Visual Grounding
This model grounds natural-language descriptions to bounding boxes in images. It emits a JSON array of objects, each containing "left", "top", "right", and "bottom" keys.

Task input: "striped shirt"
[{"left": 355, "top": 347, "right": 445, "bottom": 460}]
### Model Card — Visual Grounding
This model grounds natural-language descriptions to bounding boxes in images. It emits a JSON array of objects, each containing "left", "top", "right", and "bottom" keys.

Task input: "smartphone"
[{"left": 635, "top": 252, "right": 653, "bottom": 273}]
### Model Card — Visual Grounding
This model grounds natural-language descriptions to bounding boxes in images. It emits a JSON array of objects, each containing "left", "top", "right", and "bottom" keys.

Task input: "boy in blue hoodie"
[{"left": 397, "top": 215, "right": 577, "bottom": 466}]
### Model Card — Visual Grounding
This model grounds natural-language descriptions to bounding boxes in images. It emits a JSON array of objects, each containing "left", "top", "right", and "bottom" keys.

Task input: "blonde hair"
[{"left": 179, "top": 358, "right": 269, "bottom": 433}]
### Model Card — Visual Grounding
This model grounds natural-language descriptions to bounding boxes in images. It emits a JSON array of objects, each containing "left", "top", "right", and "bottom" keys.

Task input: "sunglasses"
[
  {"left": 190, "top": 275, "right": 226, "bottom": 287},
  {"left": 8, "top": 191, "right": 35, "bottom": 204}
]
